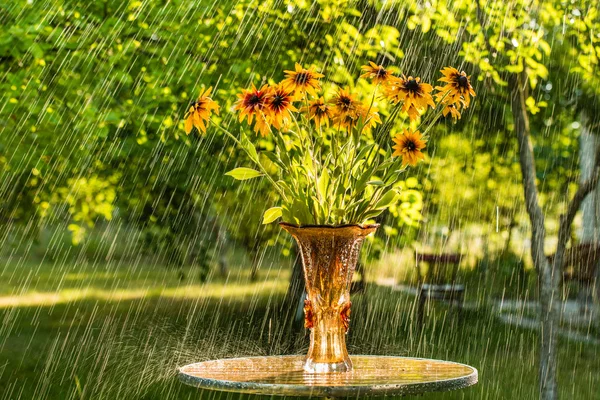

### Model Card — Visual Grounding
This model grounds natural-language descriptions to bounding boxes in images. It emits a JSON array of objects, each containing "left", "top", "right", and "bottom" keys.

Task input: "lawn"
[{"left": 0, "top": 259, "right": 598, "bottom": 399}]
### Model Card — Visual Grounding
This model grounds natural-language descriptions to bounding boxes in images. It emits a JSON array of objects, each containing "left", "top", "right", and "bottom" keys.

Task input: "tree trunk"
[
  {"left": 579, "top": 117, "right": 596, "bottom": 242},
  {"left": 502, "top": 218, "right": 516, "bottom": 256},
  {"left": 510, "top": 71, "right": 558, "bottom": 400},
  {"left": 578, "top": 113, "right": 599, "bottom": 307}
]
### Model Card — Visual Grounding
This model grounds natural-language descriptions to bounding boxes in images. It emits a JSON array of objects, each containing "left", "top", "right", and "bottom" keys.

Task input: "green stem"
[{"left": 210, "top": 120, "right": 289, "bottom": 203}]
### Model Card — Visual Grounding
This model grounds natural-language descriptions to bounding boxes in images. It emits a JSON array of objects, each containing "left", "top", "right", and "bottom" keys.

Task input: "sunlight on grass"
[{"left": 0, "top": 278, "right": 288, "bottom": 308}]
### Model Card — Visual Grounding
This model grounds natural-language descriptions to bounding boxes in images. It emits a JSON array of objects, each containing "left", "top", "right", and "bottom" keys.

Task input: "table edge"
[{"left": 178, "top": 355, "right": 478, "bottom": 397}]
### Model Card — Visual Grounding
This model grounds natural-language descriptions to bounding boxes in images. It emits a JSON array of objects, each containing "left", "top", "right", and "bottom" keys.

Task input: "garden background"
[{"left": 1, "top": 0, "right": 599, "bottom": 399}]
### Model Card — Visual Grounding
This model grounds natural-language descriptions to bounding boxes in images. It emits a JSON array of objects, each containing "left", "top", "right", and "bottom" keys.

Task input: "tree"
[{"left": 405, "top": 1, "right": 600, "bottom": 398}]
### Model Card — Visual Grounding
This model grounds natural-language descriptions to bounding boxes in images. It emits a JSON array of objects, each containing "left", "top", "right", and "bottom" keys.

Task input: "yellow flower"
[
  {"left": 234, "top": 84, "right": 271, "bottom": 136},
  {"left": 384, "top": 75, "right": 435, "bottom": 121},
  {"left": 392, "top": 129, "right": 427, "bottom": 166},
  {"left": 442, "top": 103, "right": 461, "bottom": 121},
  {"left": 282, "top": 63, "right": 324, "bottom": 96},
  {"left": 361, "top": 106, "right": 382, "bottom": 131},
  {"left": 330, "top": 88, "right": 362, "bottom": 121},
  {"left": 184, "top": 87, "right": 219, "bottom": 134},
  {"left": 304, "top": 97, "right": 333, "bottom": 128},
  {"left": 333, "top": 104, "right": 381, "bottom": 131},
  {"left": 266, "top": 83, "right": 298, "bottom": 131},
  {"left": 435, "top": 67, "right": 476, "bottom": 108},
  {"left": 360, "top": 61, "right": 392, "bottom": 85}
]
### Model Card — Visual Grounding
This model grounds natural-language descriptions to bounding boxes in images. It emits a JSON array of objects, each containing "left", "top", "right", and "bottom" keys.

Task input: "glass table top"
[{"left": 179, "top": 355, "right": 478, "bottom": 397}]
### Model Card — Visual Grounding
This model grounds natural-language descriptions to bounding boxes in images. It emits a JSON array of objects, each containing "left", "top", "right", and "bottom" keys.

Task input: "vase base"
[{"left": 304, "top": 359, "right": 352, "bottom": 373}]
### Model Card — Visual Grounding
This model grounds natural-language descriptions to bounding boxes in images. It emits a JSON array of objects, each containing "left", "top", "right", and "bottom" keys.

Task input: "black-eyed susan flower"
[
  {"left": 392, "top": 129, "right": 427, "bottom": 166},
  {"left": 184, "top": 87, "right": 220, "bottom": 134},
  {"left": 442, "top": 103, "right": 461, "bottom": 121},
  {"left": 360, "top": 106, "right": 382, "bottom": 131},
  {"left": 384, "top": 75, "right": 435, "bottom": 121},
  {"left": 330, "top": 88, "right": 362, "bottom": 121},
  {"left": 234, "top": 84, "right": 271, "bottom": 137},
  {"left": 282, "top": 63, "right": 324, "bottom": 97},
  {"left": 334, "top": 105, "right": 381, "bottom": 131},
  {"left": 435, "top": 67, "right": 476, "bottom": 108},
  {"left": 253, "top": 113, "right": 271, "bottom": 137},
  {"left": 266, "top": 83, "right": 297, "bottom": 131},
  {"left": 360, "top": 61, "right": 393, "bottom": 85},
  {"left": 304, "top": 97, "right": 333, "bottom": 128},
  {"left": 333, "top": 109, "right": 359, "bottom": 130}
]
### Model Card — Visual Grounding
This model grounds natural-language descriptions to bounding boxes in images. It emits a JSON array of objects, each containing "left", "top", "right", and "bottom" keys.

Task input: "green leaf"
[
  {"left": 282, "top": 205, "right": 294, "bottom": 224},
  {"left": 355, "top": 168, "right": 374, "bottom": 193},
  {"left": 277, "top": 180, "right": 293, "bottom": 198},
  {"left": 262, "top": 207, "right": 282, "bottom": 224},
  {"left": 367, "top": 180, "right": 385, "bottom": 186},
  {"left": 302, "top": 151, "right": 314, "bottom": 175},
  {"left": 291, "top": 197, "right": 314, "bottom": 225},
  {"left": 351, "top": 159, "right": 366, "bottom": 177},
  {"left": 240, "top": 132, "right": 259, "bottom": 162},
  {"left": 375, "top": 159, "right": 395, "bottom": 173},
  {"left": 30, "top": 43, "right": 44, "bottom": 59},
  {"left": 355, "top": 144, "right": 374, "bottom": 161},
  {"left": 263, "top": 151, "right": 285, "bottom": 170},
  {"left": 274, "top": 134, "right": 290, "bottom": 162},
  {"left": 361, "top": 209, "right": 385, "bottom": 220},
  {"left": 225, "top": 167, "right": 262, "bottom": 180},
  {"left": 374, "top": 189, "right": 399, "bottom": 210},
  {"left": 384, "top": 168, "right": 405, "bottom": 184},
  {"left": 317, "top": 168, "right": 329, "bottom": 200},
  {"left": 332, "top": 208, "right": 346, "bottom": 217}
]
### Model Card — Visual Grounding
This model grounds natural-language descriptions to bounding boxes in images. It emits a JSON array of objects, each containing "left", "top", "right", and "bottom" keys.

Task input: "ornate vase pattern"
[{"left": 280, "top": 222, "right": 378, "bottom": 373}]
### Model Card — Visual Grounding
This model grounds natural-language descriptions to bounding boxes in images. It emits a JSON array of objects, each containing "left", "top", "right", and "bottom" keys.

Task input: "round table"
[{"left": 179, "top": 355, "right": 478, "bottom": 397}]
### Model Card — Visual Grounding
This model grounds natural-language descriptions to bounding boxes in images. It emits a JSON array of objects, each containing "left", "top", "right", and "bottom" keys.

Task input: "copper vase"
[{"left": 280, "top": 222, "right": 379, "bottom": 373}]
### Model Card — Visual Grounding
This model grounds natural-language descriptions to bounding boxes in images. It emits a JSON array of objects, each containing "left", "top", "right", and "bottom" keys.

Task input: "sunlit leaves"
[
  {"left": 317, "top": 168, "right": 329, "bottom": 202},
  {"left": 374, "top": 189, "right": 400, "bottom": 210},
  {"left": 525, "top": 96, "right": 547, "bottom": 115},
  {"left": 262, "top": 207, "right": 282, "bottom": 224},
  {"left": 225, "top": 167, "right": 263, "bottom": 180}
]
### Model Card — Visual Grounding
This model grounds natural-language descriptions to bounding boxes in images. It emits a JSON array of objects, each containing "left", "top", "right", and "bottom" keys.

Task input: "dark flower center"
[
  {"left": 314, "top": 107, "right": 325, "bottom": 116},
  {"left": 405, "top": 79, "right": 420, "bottom": 93},
  {"left": 339, "top": 96, "right": 352, "bottom": 109},
  {"left": 295, "top": 72, "right": 310, "bottom": 84},
  {"left": 457, "top": 75, "right": 469, "bottom": 89},
  {"left": 246, "top": 93, "right": 263, "bottom": 108},
  {"left": 376, "top": 68, "right": 387, "bottom": 77},
  {"left": 270, "top": 94, "right": 286, "bottom": 111},
  {"left": 405, "top": 140, "right": 417, "bottom": 151}
]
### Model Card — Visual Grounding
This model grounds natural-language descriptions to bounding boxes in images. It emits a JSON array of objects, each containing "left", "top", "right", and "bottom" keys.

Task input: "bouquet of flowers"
[{"left": 184, "top": 62, "right": 475, "bottom": 226}]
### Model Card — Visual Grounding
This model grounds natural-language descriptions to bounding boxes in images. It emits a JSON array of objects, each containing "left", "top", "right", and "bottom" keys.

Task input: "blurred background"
[{"left": 0, "top": 0, "right": 599, "bottom": 399}]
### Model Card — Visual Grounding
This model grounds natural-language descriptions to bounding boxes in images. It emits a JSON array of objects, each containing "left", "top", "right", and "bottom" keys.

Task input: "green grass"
[{"left": 0, "top": 260, "right": 598, "bottom": 399}]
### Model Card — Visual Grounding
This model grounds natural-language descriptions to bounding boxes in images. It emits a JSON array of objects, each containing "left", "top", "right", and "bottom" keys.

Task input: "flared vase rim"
[{"left": 279, "top": 222, "right": 380, "bottom": 230}]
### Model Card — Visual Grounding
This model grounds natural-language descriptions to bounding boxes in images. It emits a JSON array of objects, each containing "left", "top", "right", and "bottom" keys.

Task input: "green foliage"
[
  {"left": 425, "top": 133, "right": 522, "bottom": 230},
  {"left": 1, "top": 0, "right": 594, "bottom": 263},
  {"left": 0, "top": 0, "right": 418, "bottom": 248},
  {"left": 402, "top": 0, "right": 600, "bottom": 232},
  {"left": 58, "top": 175, "right": 119, "bottom": 245}
]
